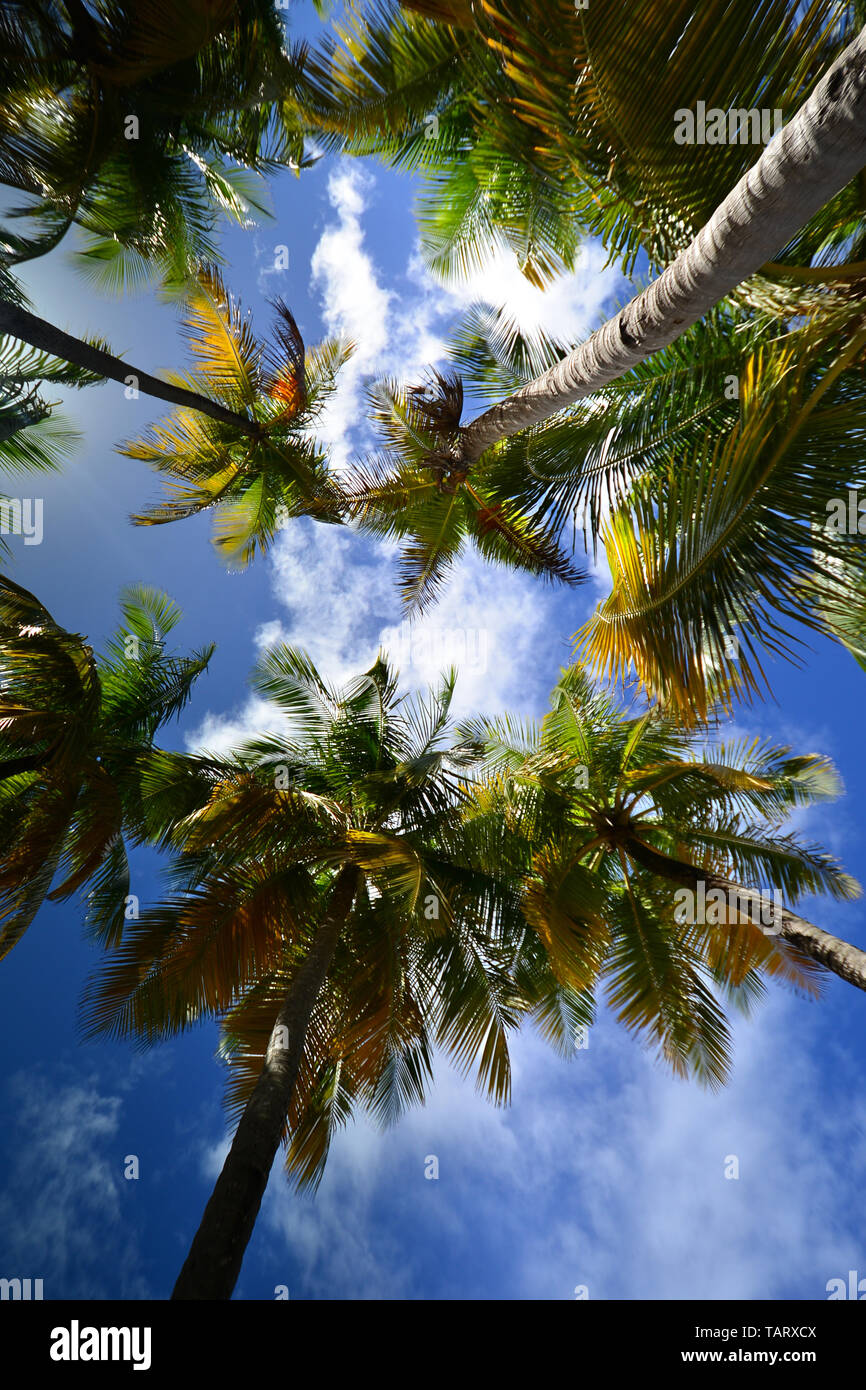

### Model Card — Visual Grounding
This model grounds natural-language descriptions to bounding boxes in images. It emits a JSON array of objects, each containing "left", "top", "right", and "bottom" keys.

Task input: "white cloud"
[
  {"left": 266, "top": 522, "right": 397, "bottom": 689},
  {"left": 247, "top": 988, "right": 866, "bottom": 1300},
  {"left": 409, "top": 237, "right": 621, "bottom": 346},
  {"left": 185, "top": 515, "right": 589, "bottom": 754},
  {"left": 188, "top": 694, "right": 284, "bottom": 758},
  {"left": 263, "top": 519, "right": 571, "bottom": 718},
  {"left": 0, "top": 1069, "right": 150, "bottom": 1298},
  {"left": 309, "top": 166, "right": 395, "bottom": 471},
  {"left": 182, "top": 161, "right": 622, "bottom": 751}
]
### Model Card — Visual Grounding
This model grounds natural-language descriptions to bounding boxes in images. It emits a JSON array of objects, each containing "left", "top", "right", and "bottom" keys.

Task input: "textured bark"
[
  {"left": 171, "top": 865, "right": 360, "bottom": 1300},
  {"left": 624, "top": 834, "right": 866, "bottom": 993},
  {"left": 769, "top": 914, "right": 866, "bottom": 992},
  {"left": 0, "top": 300, "right": 260, "bottom": 435},
  {"left": 460, "top": 26, "right": 866, "bottom": 462}
]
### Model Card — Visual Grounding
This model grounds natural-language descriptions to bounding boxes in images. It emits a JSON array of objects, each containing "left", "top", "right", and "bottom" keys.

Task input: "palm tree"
[
  {"left": 301, "top": 18, "right": 866, "bottom": 649},
  {"left": 453, "top": 20, "right": 866, "bottom": 462},
  {"left": 81, "top": 647, "right": 566, "bottom": 1299},
  {"left": 0, "top": 267, "right": 350, "bottom": 562},
  {"left": 0, "top": 577, "right": 213, "bottom": 959},
  {"left": 460, "top": 666, "right": 866, "bottom": 1071},
  {"left": 450, "top": 304, "right": 866, "bottom": 719},
  {"left": 347, "top": 290, "right": 866, "bottom": 724},
  {"left": 574, "top": 314, "right": 866, "bottom": 719},
  {"left": 118, "top": 266, "right": 351, "bottom": 563},
  {"left": 0, "top": 0, "right": 307, "bottom": 283},
  {"left": 298, "top": 1, "right": 865, "bottom": 297},
  {"left": 0, "top": 333, "right": 105, "bottom": 555},
  {"left": 342, "top": 371, "right": 582, "bottom": 608}
]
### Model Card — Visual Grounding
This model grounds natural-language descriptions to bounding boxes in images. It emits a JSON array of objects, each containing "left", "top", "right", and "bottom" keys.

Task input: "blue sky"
[{"left": 1, "top": 5, "right": 866, "bottom": 1302}]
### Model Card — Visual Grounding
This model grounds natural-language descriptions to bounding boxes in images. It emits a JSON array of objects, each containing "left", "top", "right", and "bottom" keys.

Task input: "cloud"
[
  {"left": 309, "top": 165, "right": 395, "bottom": 471},
  {"left": 0, "top": 1068, "right": 150, "bottom": 1299},
  {"left": 186, "top": 164, "right": 622, "bottom": 752},
  {"left": 244, "top": 988, "right": 866, "bottom": 1300},
  {"left": 408, "top": 237, "right": 622, "bottom": 346},
  {"left": 189, "top": 694, "right": 285, "bottom": 758},
  {"left": 264, "top": 519, "right": 578, "bottom": 717},
  {"left": 185, "top": 515, "right": 589, "bottom": 755}
]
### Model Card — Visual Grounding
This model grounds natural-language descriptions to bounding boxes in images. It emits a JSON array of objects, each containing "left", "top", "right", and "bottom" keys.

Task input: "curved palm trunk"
[
  {"left": 0, "top": 300, "right": 259, "bottom": 435},
  {"left": 171, "top": 865, "right": 360, "bottom": 1301},
  {"left": 624, "top": 834, "right": 866, "bottom": 993},
  {"left": 460, "top": 26, "right": 866, "bottom": 463}
]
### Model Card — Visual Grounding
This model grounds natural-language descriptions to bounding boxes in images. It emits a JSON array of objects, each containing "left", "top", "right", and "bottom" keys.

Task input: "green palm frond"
[
  {"left": 0, "top": 333, "right": 107, "bottom": 477},
  {"left": 119, "top": 265, "right": 347, "bottom": 561},
  {"left": 604, "top": 879, "right": 733, "bottom": 1090},
  {"left": 344, "top": 373, "right": 584, "bottom": 609},
  {"left": 577, "top": 323, "right": 866, "bottom": 720},
  {"left": 0, "top": 579, "right": 212, "bottom": 960},
  {"left": 480, "top": 308, "right": 761, "bottom": 548},
  {"left": 1, "top": 0, "right": 304, "bottom": 279}
]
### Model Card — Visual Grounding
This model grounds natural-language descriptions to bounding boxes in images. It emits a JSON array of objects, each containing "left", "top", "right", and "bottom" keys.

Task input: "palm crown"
[
  {"left": 0, "top": 0, "right": 306, "bottom": 282},
  {"left": 119, "top": 266, "right": 351, "bottom": 566},
  {"left": 82, "top": 647, "right": 553, "bottom": 1186},
  {"left": 296, "top": 0, "right": 865, "bottom": 302},
  {"left": 343, "top": 369, "right": 583, "bottom": 610},
  {"left": 0, "top": 578, "right": 213, "bottom": 959},
  {"left": 460, "top": 664, "right": 860, "bottom": 1087}
]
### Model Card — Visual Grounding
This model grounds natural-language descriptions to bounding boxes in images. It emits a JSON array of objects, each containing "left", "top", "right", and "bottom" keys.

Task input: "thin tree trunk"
[
  {"left": 623, "top": 834, "right": 866, "bottom": 993},
  {"left": 0, "top": 300, "right": 260, "bottom": 435},
  {"left": 459, "top": 25, "right": 866, "bottom": 463},
  {"left": 171, "top": 864, "right": 360, "bottom": 1301},
  {"left": 0, "top": 752, "right": 53, "bottom": 779}
]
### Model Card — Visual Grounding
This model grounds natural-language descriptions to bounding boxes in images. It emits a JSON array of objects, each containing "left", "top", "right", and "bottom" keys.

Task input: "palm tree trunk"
[
  {"left": 171, "top": 864, "right": 360, "bottom": 1301},
  {"left": 459, "top": 25, "right": 866, "bottom": 463},
  {"left": 0, "top": 752, "right": 53, "bottom": 779},
  {"left": 0, "top": 300, "right": 260, "bottom": 435},
  {"left": 623, "top": 834, "right": 866, "bottom": 993}
]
